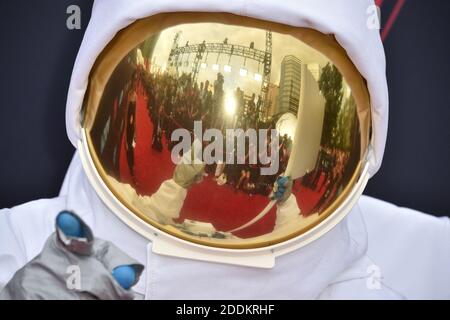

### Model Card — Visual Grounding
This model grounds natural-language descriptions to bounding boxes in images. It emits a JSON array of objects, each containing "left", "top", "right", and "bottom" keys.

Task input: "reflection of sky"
[{"left": 150, "top": 23, "right": 329, "bottom": 96}]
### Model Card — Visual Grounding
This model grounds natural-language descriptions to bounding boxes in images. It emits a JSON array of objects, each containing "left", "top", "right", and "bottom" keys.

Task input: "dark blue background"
[{"left": 0, "top": 0, "right": 449, "bottom": 216}]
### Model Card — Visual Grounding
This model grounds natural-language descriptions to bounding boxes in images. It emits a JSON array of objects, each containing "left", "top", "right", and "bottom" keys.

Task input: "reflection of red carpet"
[
  {"left": 118, "top": 84, "right": 330, "bottom": 238},
  {"left": 294, "top": 175, "right": 327, "bottom": 215},
  {"left": 118, "top": 130, "right": 133, "bottom": 185},
  {"left": 183, "top": 178, "right": 277, "bottom": 238},
  {"left": 133, "top": 83, "right": 174, "bottom": 196}
]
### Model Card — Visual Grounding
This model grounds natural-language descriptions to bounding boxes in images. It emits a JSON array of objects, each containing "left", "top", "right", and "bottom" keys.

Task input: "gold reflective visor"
[{"left": 81, "top": 13, "right": 371, "bottom": 249}]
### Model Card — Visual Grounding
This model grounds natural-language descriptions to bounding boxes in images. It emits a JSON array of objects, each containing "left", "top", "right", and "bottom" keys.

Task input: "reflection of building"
[
  {"left": 265, "top": 83, "right": 279, "bottom": 118},
  {"left": 278, "top": 55, "right": 302, "bottom": 116},
  {"left": 289, "top": 64, "right": 326, "bottom": 178},
  {"left": 307, "top": 63, "right": 321, "bottom": 82}
]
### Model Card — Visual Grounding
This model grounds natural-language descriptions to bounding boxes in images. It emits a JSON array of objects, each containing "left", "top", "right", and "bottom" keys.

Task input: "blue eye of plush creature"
[
  {"left": 57, "top": 211, "right": 84, "bottom": 238},
  {"left": 112, "top": 265, "right": 136, "bottom": 290}
]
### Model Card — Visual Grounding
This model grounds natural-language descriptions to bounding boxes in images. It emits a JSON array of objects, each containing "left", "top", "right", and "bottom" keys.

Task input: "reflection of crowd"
[
  {"left": 141, "top": 70, "right": 218, "bottom": 148},
  {"left": 210, "top": 133, "right": 292, "bottom": 196},
  {"left": 136, "top": 67, "right": 291, "bottom": 196},
  {"left": 302, "top": 146, "right": 350, "bottom": 213},
  {"left": 96, "top": 63, "right": 142, "bottom": 182},
  {"left": 140, "top": 69, "right": 264, "bottom": 144}
]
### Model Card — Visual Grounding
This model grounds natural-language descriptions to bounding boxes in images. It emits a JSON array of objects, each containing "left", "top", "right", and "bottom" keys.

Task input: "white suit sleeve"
[
  {"left": 146, "top": 179, "right": 187, "bottom": 222},
  {"left": 274, "top": 194, "right": 301, "bottom": 230}
]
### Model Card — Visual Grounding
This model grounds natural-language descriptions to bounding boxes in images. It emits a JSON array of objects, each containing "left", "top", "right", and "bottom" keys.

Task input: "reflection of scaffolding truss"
[{"left": 167, "top": 31, "right": 273, "bottom": 114}]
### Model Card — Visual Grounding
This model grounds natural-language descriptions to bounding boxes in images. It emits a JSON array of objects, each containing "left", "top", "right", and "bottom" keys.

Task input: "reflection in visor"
[{"left": 85, "top": 21, "right": 365, "bottom": 248}]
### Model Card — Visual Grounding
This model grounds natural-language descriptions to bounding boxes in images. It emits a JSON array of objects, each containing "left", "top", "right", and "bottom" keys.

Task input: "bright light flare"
[
  {"left": 239, "top": 68, "right": 248, "bottom": 77},
  {"left": 254, "top": 73, "right": 263, "bottom": 82},
  {"left": 276, "top": 113, "right": 297, "bottom": 141},
  {"left": 224, "top": 65, "right": 232, "bottom": 73},
  {"left": 225, "top": 95, "right": 237, "bottom": 116},
  {"left": 200, "top": 62, "right": 207, "bottom": 69},
  {"left": 212, "top": 64, "right": 220, "bottom": 71}
]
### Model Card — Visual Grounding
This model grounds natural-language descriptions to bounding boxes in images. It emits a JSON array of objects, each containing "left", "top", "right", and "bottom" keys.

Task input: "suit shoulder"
[{"left": 357, "top": 195, "right": 450, "bottom": 299}]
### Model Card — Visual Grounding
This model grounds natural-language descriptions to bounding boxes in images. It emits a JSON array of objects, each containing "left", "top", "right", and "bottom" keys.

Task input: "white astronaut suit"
[{"left": 1, "top": 0, "right": 449, "bottom": 300}]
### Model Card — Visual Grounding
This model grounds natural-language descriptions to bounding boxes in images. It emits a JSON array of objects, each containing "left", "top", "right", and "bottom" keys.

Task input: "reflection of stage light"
[
  {"left": 200, "top": 62, "right": 207, "bottom": 69},
  {"left": 276, "top": 113, "right": 297, "bottom": 140},
  {"left": 239, "top": 68, "right": 248, "bottom": 77},
  {"left": 224, "top": 65, "right": 232, "bottom": 73},
  {"left": 212, "top": 64, "right": 220, "bottom": 71},
  {"left": 225, "top": 95, "right": 237, "bottom": 116},
  {"left": 254, "top": 73, "right": 263, "bottom": 82}
]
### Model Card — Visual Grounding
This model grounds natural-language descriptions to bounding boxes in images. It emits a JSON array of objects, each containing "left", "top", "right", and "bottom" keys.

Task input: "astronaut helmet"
[{"left": 68, "top": 1, "right": 387, "bottom": 268}]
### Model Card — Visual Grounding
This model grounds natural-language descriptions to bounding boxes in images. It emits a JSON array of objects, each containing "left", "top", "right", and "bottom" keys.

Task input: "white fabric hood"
[{"left": 65, "top": 0, "right": 388, "bottom": 176}]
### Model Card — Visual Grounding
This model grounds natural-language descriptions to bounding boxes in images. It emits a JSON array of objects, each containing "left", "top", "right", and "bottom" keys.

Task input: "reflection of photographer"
[{"left": 212, "top": 73, "right": 225, "bottom": 128}]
